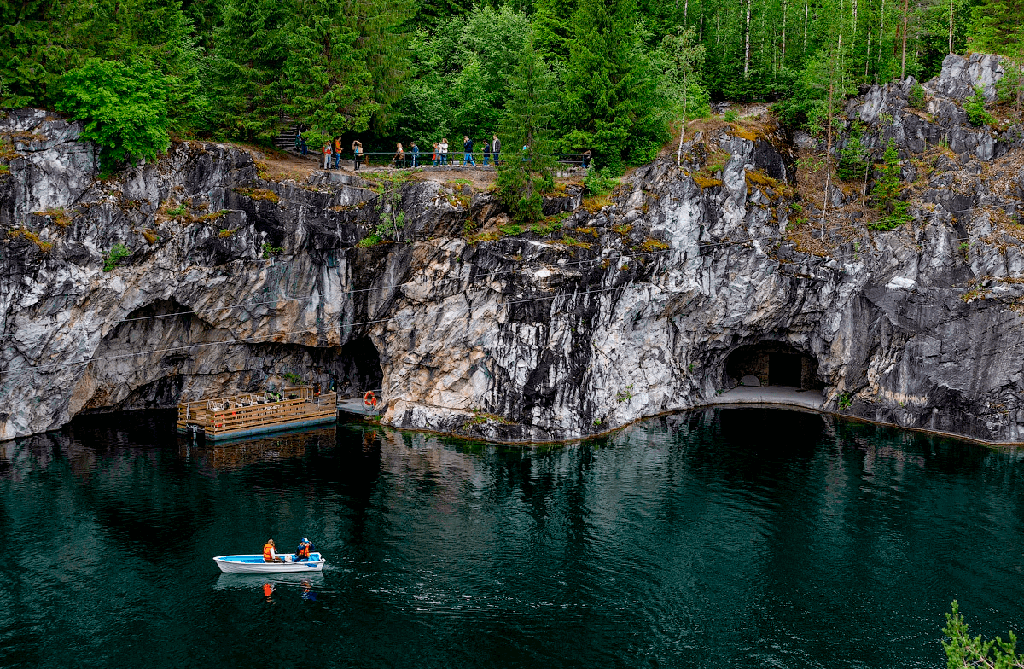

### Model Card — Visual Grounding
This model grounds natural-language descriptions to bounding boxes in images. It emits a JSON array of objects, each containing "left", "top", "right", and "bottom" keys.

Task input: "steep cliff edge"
[{"left": 2, "top": 54, "right": 1024, "bottom": 444}]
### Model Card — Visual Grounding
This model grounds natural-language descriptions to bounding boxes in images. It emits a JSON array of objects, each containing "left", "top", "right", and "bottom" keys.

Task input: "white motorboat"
[{"left": 212, "top": 552, "right": 325, "bottom": 574}]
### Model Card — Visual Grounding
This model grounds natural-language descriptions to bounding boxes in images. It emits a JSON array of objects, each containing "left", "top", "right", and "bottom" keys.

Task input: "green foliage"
[
  {"left": 908, "top": 82, "right": 926, "bottom": 109},
  {"left": 870, "top": 140, "right": 911, "bottom": 230},
  {"left": 56, "top": 58, "right": 170, "bottom": 168},
  {"left": 965, "top": 86, "right": 997, "bottom": 126},
  {"left": 657, "top": 27, "right": 710, "bottom": 132},
  {"left": 357, "top": 234, "right": 384, "bottom": 248},
  {"left": 996, "top": 57, "right": 1024, "bottom": 119},
  {"left": 723, "top": 110, "right": 739, "bottom": 122},
  {"left": 206, "top": 0, "right": 289, "bottom": 141},
  {"left": 584, "top": 166, "right": 617, "bottom": 196},
  {"left": 260, "top": 241, "right": 283, "bottom": 258},
  {"left": 836, "top": 134, "right": 869, "bottom": 181},
  {"left": 556, "top": 0, "right": 667, "bottom": 172},
  {"left": 773, "top": 42, "right": 857, "bottom": 133},
  {"left": 102, "top": 242, "right": 130, "bottom": 271},
  {"left": 496, "top": 35, "right": 556, "bottom": 225},
  {"left": 943, "top": 600, "right": 1024, "bottom": 668},
  {"left": 531, "top": 216, "right": 565, "bottom": 235},
  {"left": 838, "top": 393, "right": 853, "bottom": 410},
  {"left": 969, "top": 0, "right": 1024, "bottom": 55}
]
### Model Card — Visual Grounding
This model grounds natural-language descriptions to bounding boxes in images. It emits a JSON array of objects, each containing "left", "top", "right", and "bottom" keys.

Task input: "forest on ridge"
[{"left": 2, "top": 0, "right": 1023, "bottom": 173}]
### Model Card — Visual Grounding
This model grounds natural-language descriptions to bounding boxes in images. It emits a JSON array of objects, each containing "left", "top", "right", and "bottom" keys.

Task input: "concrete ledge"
[{"left": 700, "top": 386, "right": 824, "bottom": 411}]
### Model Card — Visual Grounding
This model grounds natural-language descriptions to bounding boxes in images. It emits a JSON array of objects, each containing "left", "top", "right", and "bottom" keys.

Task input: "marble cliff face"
[{"left": 2, "top": 53, "right": 1024, "bottom": 444}]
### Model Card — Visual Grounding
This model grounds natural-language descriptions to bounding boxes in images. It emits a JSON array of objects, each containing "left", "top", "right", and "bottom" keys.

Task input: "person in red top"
[{"left": 294, "top": 537, "right": 312, "bottom": 561}]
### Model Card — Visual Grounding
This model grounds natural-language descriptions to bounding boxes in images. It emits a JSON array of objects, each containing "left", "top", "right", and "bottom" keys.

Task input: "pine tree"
[
  {"left": 208, "top": 0, "right": 289, "bottom": 141},
  {"left": 497, "top": 37, "right": 557, "bottom": 224},
  {"left": 283, "top": 0, "right": 371, "bottom": 142},
  {"left": 558, "top": 0, "right": 664, "bottom": 172},
  {"left": 969, "top": 0, "right": 1024, "bottom": 54}
]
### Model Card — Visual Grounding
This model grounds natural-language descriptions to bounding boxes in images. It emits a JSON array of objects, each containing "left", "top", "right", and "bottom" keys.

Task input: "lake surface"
[{"left": 1, "top": 408, "right": 1022, "bottom": 668}]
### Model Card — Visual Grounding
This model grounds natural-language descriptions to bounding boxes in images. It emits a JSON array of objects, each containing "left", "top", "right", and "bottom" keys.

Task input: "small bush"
[
  {"left": 498, "top": 223, "right": 522, "bottom": 236},
  {"left": 235, "top": 188, "right": 280, "bottom": 203},
  {"left": 356, "top": 235, "right": 383, "bottom": 248},
  {"left": 166, "top": 203, "right": 187, "bottom": 216},
  {"left": 260, "top": 241, "right": 283, "bottom": 258},
  {"left": 531, "top": 220, "right": 562, "bottom": 235},
  {"left": 908, "top": 83, "right": 926, "bottom": 109},
  {"left": 584, "top": 166, "right": 617, "bottom": 196},
  {"left": 723, "top": 109, "right": 739, "bottom": 122},
  {"left": 869, "top": 139, "right": 910, "bottom": 229},
  {"left": 836, "top": 134, "right": 869, "bottom": 182},
  {"left": 103, "top": 243, "right": 130, "bottom": 271},
  {"left": 964, "top": 86, "right": 996, "bottom": 127}
]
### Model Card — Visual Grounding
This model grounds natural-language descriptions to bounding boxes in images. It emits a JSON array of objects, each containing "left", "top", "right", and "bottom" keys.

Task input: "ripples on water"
[{"left": 1, "top": 408, "right": 1023, "bottom": 668}]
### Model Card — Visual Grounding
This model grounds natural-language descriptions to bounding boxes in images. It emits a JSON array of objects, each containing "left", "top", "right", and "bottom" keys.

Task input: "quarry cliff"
[{"left": 3, "top": 53, "right": 1024, "bottom": 445}]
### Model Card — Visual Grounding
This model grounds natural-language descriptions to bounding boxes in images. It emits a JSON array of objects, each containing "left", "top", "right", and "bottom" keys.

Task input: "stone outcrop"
[{"left": 2, "top": 54, "right": 1024, "bottom": 444}]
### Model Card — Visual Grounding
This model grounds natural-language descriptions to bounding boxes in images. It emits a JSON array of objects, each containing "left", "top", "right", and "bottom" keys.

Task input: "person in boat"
[
  {"left": 294, "top": 537, "right": 312, "bottom": 561},
  {"left": 263, "top": 538, "right": 282, "bottom": 563}
]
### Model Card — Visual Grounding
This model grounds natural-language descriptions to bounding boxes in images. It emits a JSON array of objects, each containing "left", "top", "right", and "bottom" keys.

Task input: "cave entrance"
[
  {"left": 333, "top": 336, "right": 383, "bottom": 397},
  {"left": 725, "top": 342, "right": 820, "bottom": 389}
]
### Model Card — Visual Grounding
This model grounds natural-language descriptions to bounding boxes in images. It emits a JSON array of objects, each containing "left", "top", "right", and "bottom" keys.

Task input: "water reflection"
[{"left": 1, "top": 407, "right": 1023, "bottom": 668}]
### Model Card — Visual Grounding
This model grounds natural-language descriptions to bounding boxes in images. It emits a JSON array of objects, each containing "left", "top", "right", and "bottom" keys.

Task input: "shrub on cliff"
[
  {"left": 869, "top": 139, "right": 911, "bottom": 230},
  {"left": 56, "top": 58, "right": 170, "bottom": 169},
  {"left": 964, "top": 85, "right": 997, "bottom": 126}
]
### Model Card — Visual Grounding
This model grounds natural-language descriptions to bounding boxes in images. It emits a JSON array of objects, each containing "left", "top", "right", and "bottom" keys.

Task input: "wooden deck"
[{"left": 177, "top": 387, "right": 337, "bottom": 441}]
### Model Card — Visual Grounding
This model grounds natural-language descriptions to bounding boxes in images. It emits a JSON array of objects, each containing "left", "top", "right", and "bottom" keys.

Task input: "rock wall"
[{"left": 2, "top": 54, "right": 1024, "bottom": 444}]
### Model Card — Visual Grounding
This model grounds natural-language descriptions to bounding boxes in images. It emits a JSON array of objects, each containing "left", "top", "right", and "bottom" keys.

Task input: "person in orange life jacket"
[
  {"left": 263, "top": 538, "right": 282, "bottom": 563},
  {"left": 322, "top": 142, "right": 331, "bottom": 170},
  {"left": 333, "top": 136, "right": 343, "bottom": 169},
  {"left": 294, "top": 537, "right": 313, "bottom": 561}
]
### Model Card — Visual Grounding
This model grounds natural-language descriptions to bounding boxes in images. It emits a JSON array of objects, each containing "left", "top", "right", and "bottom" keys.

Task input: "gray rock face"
[{"left": 2, "top": 53, "right": 1024, "bottom": 445}]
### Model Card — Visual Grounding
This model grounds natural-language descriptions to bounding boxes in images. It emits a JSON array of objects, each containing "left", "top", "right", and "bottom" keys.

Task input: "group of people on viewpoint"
[{"left": 297, "top": 129, "right": 502, "bottom": 171}]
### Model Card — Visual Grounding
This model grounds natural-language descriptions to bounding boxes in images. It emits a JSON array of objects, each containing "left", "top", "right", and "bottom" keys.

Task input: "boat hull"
[{"left": 213, "top": 553, "right": 325, "bottom": 574}]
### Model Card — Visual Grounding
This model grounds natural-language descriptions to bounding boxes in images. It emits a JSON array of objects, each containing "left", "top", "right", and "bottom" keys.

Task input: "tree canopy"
[{"left": 0, "top": 0, "right": 1018, "bottom": 170}]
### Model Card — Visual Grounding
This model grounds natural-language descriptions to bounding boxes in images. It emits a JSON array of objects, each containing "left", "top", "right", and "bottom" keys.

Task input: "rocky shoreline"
[{"left": 2, "top": 53, "right": 1024, "bottom": 446}]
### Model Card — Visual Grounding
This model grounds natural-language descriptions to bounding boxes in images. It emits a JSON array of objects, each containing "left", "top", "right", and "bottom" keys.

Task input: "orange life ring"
[{"left": 363, "top": 391, "right": 377, "bottom": 407}]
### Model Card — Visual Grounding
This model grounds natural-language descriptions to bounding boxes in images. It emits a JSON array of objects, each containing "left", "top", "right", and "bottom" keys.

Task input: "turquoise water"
[{"left": 1, "top": 408, "right": 1022, "bottom": 667}]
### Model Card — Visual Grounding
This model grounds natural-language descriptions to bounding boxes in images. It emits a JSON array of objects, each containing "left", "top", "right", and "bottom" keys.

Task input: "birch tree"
[{"left": 660, "top": 27, "right": 707, "bottom": 165}]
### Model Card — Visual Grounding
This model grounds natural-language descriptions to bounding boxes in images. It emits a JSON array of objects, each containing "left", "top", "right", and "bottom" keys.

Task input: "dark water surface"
[{"left": 1, "top": 408, "right": 1023, "bottom": 668}]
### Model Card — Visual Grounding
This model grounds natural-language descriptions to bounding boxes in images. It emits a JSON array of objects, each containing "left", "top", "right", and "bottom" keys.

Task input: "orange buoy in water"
[{"left": 363, "top": 391, "right": 377, "bottom": 408}]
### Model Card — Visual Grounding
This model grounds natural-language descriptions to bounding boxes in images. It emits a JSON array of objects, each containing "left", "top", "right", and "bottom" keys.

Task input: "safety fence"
[{"left": 310, "top": 151, "right": 595, "bottom": 170}]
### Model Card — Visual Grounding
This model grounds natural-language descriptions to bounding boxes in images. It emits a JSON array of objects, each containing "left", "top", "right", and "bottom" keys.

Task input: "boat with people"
[
  {"left": 212, "top": 552, "right": 326, "bottom": 574},
  {"left": 214, "top": 538, "right": 325, "bottom": 573},
  {"left": 177, "top": 385, "right": 336, "bottom": 441}
]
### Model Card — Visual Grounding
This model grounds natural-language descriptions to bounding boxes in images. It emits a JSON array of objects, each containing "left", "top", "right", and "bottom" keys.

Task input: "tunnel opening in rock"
[
  {"left": 332, "top": 336, "right": 383, "bottom": 398},
  {"left": 725, "top": 342, "right": 822, "bottom": 389}
]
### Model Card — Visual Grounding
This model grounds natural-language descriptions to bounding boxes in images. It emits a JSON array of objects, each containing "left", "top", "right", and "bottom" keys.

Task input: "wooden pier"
[{"left": 177, "top": 386, "right": 337, "bottom": 441}]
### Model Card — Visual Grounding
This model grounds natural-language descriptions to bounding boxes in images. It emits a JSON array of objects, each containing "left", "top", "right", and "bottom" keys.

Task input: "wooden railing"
[{"left": 177, "top": 387, "right": 337, "bottom": 437}]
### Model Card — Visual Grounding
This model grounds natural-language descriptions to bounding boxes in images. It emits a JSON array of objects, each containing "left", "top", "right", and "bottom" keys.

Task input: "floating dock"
[
  {"left": 177, "top": 386, "right": 337, "bottom": 441},
  {"left": 336, "top": 396, "right": 382, "bottom": 417}
]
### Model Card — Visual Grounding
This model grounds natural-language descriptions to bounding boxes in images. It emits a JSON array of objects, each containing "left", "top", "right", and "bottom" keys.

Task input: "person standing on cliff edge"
[
  {"left": 492, "top": 134, "right": 501, "bottom": 165},
  {"left": 352, "top": 140, "right": 362, "bottom": 171}
]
